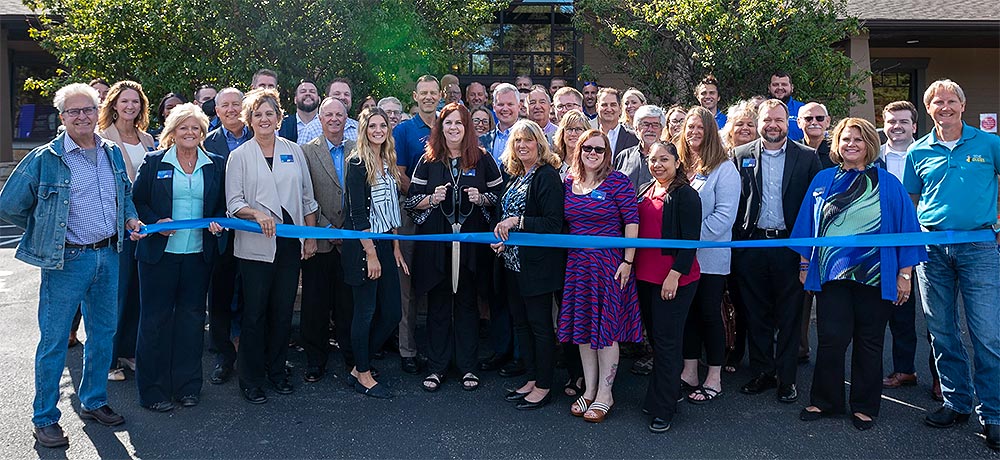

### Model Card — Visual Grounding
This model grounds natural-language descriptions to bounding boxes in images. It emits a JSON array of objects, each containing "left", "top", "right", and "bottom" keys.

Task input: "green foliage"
[
  {"left": 575, "top": 0, "right": 867, "bottom": 116},
  {"left": 24, "top": 0, "right": 508, "bottom": 119}
]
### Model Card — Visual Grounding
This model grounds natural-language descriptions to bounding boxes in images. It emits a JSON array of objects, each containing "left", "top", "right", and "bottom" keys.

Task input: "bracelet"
[
  {"left": 799, "top": 267, "right": 809, "bottom": 272},
  {"left": 517, "top": 215, "right": 523, "bottom": 229},
  {"left": 622, "top": 259, "right": 633, "bottom": 265}
]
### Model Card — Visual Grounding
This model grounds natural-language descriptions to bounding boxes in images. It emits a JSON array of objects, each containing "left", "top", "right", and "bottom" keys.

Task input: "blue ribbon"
[{"left": 139, "top": 218, "right": 995, "bottom": 249}]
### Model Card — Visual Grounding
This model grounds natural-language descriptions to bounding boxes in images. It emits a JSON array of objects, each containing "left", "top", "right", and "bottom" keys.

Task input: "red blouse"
[{"left": 635, "top": 185, "right": 700, "bottom": 286}]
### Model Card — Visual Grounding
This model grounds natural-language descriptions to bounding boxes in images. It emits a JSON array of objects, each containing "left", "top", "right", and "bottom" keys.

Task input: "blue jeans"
[
  {"left": 917, "top": 240, "right": 1000, "bottom": 425},
  {"left": 33, "top": 245, "right": 119, "bottom": 427}
]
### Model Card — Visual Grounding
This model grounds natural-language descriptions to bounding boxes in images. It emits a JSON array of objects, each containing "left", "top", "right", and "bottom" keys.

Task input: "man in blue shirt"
[
  {"left": 479, "top": 83, "right": 520, "bottom": 168},
  {"left": 0, "top": 83, "right": 145, "bottom": 447},
  {"left": 392, "top": 74, "right": 440, "bottom": 375},
  {"left": 904, "top": 79, "right": 1000, "bottom": 451},
  {"left": 768, "top": 71, "right": 805, "bottom": 142},
  {"left": 696, "top": 75, "right": 727, "bottom": 131}
]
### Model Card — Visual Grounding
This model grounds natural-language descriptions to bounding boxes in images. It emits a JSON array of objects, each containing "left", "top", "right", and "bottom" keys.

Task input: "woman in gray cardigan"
[{"left": 676, "top": 107, "right": 741, "bottom": 403}]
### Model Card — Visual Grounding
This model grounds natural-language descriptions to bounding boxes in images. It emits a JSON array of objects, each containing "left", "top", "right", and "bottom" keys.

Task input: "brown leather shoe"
[
  {"left": 33, "top": 423, "right": 69, "bottom": 448},
  {"left": 882, "top": 372, "right": 917, "bottom": 388}
]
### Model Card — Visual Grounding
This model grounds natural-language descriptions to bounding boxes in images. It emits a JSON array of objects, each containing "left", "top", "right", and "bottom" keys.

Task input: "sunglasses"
[
  {"left": 802, "top": 115, "right": 827, "bottom": 123},
  {"left": 580, "top": 145, "right": 607, "bottom": 154}
]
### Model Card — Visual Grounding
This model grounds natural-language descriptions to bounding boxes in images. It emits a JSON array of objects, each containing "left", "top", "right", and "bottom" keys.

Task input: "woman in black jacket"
[
  {"left": 342, "top": 107, "right": 409, "bottom": 399},
  {"left": 131, "top": 103, "right": 227, "bottom": 411},
  {"left": 405, "top": 103, "right": 504, "bottom": 392},
  {"left": 634, "top": 141, "right": 703, "bottom": 433},
  {"left": 491, "top": 119, "right": 566, "bottom": 410}
]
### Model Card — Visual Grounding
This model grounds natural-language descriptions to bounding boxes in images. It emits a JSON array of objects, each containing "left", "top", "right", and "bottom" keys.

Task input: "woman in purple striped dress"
[{"left": 558, "top": 129, "right": 641, "bottom": 423}]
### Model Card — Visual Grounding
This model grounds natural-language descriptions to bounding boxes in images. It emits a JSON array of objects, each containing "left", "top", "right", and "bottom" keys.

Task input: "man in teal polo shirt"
[{"left": 903, "top": 79, "right": 1000, "bottom": 452}]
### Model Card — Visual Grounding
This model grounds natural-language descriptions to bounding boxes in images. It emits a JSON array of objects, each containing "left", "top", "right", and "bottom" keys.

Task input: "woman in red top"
[{"left": 635, "top": 141, "right": 702, "bottom": 433}]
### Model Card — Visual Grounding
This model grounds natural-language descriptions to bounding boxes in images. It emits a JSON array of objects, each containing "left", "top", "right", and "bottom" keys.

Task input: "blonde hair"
[
  {"left": 240, "top": 88, "right": 283, "bottom": 128},
  {"left": 159, "top": 103, "right": 209, "bottom": 149},
  {"left": 829, "top": 118, "right": 880, "bottom": 167},
  {"left": 350, "top": 107, "right": 401, "bottom": 186},
  {"left": 720, "top": 100, "right": 759, "bottom": 150},
  {"left": 502, "top": 120, "right": 562, "bottom": 176},
  {"left": 554, "top": 110, "right": 590, "bottom": 161},
  {"left": 923, "top": 79, "right": 966, "bottom": 107},
  {"left": 619, "top": 88, "right": 647, "bottom": 126},
  {"left": 98, "top": 80, "right": 150, "bottom": 132}
]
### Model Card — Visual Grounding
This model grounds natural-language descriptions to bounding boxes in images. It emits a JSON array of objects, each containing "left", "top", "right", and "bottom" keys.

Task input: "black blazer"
[
  {"left": 505, "top": 163, "right": 566, "bottom": 297},
  {"left": 731, "top": 139, "right": 821, "bottom": 241},
  {"left": 278, "top": 115, "right": 298, "bottom": 143},
  {"left": 613, "top": 127, "right": 640, "bottom": 157},
  {"left": 636, "top": 181, "right": 702, "bottom": 275},
  {"left": 341, "top": 157, "right": 392, "bottom": 286},
  {"left": 203, "top": 125, "right": 253, "bottom": 162},
  {"left": 132, "top": 150, "right": 227, "bottom": 264}
]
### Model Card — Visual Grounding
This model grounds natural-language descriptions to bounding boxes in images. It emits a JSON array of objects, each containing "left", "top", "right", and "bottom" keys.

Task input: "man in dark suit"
[
  {"left": 731, "top": 98, "right": 821, "bottom": 404},
  {"left": 299, "top": 97, "right": 355, "bottom": 383},
  {"left": 591, "top": 87, "right": 639, "bottom": 156},
  {"left": 202, "top": 87, "right": 252, "bottom": 385}
]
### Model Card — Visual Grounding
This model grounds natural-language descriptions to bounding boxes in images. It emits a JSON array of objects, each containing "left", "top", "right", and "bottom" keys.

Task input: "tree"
[
  {"left": 575, "top": 0, "right": 867, "bottom": 116},
  {"left": 23, "top": 0, "right": 509, "bottom": 120}
]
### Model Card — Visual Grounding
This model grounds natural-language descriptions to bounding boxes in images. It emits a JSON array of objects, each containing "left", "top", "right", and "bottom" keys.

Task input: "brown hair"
[
  {"left": 424, "top": 103, "right": 483, "bottom": 171},
  {"left": 829, "top": 118, "right": 880, "bottom": 167},
  {"left": 98, "top": 80, "right": 150, "bottom": 132},
  {"left": 240, "top": 88, "right": 283, "bottom": 128},
  {"left": 571, "top": 129, "right": 613, "bottom": 184},
  {"left": 882, "top": 100, "right": 918, "bottom": 123},
  {"left": 678, "top": 106, "right": 728, "bottom": 175},
  {"left": 553, "top": 110, "right": 590, "bottom": 161}
]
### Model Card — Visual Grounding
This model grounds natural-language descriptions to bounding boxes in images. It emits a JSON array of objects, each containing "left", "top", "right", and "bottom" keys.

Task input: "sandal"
[
  {"left": 563, "top": 377, "right": 585, "bottom": 397},
  {"left": 570, "top": 396, "right": 593, "bottom": 417},
  {"left": 461, "top": 373, "right": 480, "bottom": 392},
  {"left": 687, "top": 386, "right": 722, "bottom": 405},
  {"left": 422, "top": 373, "right": 443, "bottom": 392},
  {"left": 723, "top": 365, "right": 737, "bottom": 374},
  {"left": 584, "top": 401, "right": 613, "bottom": 423},
  {"left": 678, "top": 380, "right": 698, "bottom": 401}
]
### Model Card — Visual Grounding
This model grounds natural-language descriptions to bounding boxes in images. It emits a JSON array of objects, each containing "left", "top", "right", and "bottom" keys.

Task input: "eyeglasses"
[
  {"left": 555, "top": 103, "right": 581, "bottom": 111},
  {"left": 580, "top": 145, "right": 606, "bottom": 154},
  {"left": 803, "top": 115, "right": 826, "bottom": 123},
  {"left": 383, "top": 110, "right": 402, "bottom": 117},
  {"left": 472, "top": 118, "right": 490, "bottom": 125},
  {"left": 62, "top": 106, "right": 97, "bottom": 117},
  {"left": 564, "top": 127, "right": 586, "bottom": 134},
  {"left": 639, "top": 122, "right": 663, "bottom": 130}
]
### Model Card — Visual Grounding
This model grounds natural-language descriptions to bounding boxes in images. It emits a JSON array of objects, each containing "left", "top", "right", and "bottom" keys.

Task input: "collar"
[
  {"left": 64, "top": 133, "right": 103, "bottom": 154},
  {"left": 495, "top": 125, "right": 512, "bottom": 138},
  {"left": 163, "top": 145, "right": 212, "bottom": 172},
  {"left": 929, "top": 122, "right": 973, "bottom": 146},
  {"left": 760, "top": 140, "right": 787, "bottom": 157},
  {"left": 296, "top": 112, "right": 318, "bottom": 126},
  {"left": 325, "top": 137, "right": 346, "bottom": 151},
  {"left": 880, "top": 143, "right": 909, "bottom": 157},
  {"left": 224, "top": 125, "right": 249, "bottom": 140},
  {"left": 345, "top": 118, "right": 359, "bottom": 130}
]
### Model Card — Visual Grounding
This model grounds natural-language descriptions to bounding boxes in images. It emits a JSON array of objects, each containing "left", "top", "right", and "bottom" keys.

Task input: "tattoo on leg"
[{"left": 606, "top": 363, "right": 618, "bottom": 386}]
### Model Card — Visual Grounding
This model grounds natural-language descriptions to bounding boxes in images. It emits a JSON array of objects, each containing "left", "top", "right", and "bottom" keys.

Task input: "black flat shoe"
[
  {"left": 799, "top": 408, "right": 824, "bottom": 421},
  {"left": 304, "top": 367, "right": 325, "bottom": 383},
  {"left": 649, "top": 417, "right": 672, "bottom": 433},
  {"left": 177, "top": 395, "right": 199, "bottom": 407},
  {"left": 741, "top": 374, "right": 778, "bottom": 395},
  {"left": 355, "top": 381, "right": 393, "bottom": 399},
  {"left": 401, "top": 357, "right": 420, "bottom": 374},
  {"left": 269, "top": 378, "right": 294, "bottom": 395},
  {"left": 479, "top": 353, "right": 510, "bottom": 372},
  {"left": 515, "top": 392, "right": 552, "bottom": 410},
  {"left": 777, "top": 384, "right": 798, "bottom": 403},
  {"left": 144, "top": 401, "right": 175, "bottom": 412},
  {"left": 242, "top": 387, "right": 267, "bottom": 404},
  {"left": 852, "top": 414, "right": 875, "bottom": 431},
  {"left": 505, "top": 389, "right": 530, "bottom": 401},
  {"left": 499, "top": 359, "right": 526, "bottom": 378},
  {"left": 924, "top": 406, "right": 971, "bottom": 428},
  {"left": 210, "top": 365, "right": 232, "bottom": 385}
]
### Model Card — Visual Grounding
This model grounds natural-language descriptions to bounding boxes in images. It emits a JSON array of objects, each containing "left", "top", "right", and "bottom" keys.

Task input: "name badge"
[
  {"left": 156, "top": 169, "right": 173, "bottom": 179},
  {"left": 812, "top": 187, "right": 825, "bottom": 197},
  {"left": 280, "top": 154, "right": 294, "bottom": 163},
  {"left": 462, "top": 168, "right": 477, "bottom": 177},
  {"left": 741, "top": 158, "right": 757, "bottom": 168},
  {"left": 591, "top": 190, "right": 607, "bottom": 201},
  {"left": 694, "top": 173, "right": 708, "bottom": 181}
]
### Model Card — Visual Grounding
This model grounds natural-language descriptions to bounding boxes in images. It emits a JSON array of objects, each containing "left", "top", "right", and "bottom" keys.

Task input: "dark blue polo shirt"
[{"left": 393, "top": 115, "right": 432, "bottom": 177}]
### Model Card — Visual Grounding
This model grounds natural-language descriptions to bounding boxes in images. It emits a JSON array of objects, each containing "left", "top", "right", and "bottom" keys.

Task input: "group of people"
[{"left": 1, "top": 69, "right": 997, "bottom": 452}]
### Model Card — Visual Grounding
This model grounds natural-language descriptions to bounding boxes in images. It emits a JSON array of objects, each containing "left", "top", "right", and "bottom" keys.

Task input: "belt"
[
  {"left": 65, "top": 235, "right": 117, "bottom": 250},
  {"left": 751, "top": 228, "right": 789, "bottom": 239}
]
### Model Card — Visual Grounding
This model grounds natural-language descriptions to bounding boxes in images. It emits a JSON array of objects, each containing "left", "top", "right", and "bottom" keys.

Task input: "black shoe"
[
  {"left": 373, "top": 350, "right": 386, "bottom": 360},
  {"left": 777, "top": 384, "right": 798, "bottom": 403},
  {"left": 740, "top": 374, "right": 778, "bottom": 395},
  {"left": 177, "top": 395, "right": 199, "bottom": 407},
  {"left": 242, "top": 387, "right": 267, "bottom": 404},
  {"left": 924, "top": 406, "right": 970, "bottom": 428},
  {"left": 504, "top": 389, "right": 530, "bottom": 401},
  {"left": 799, "top": 407, "right": 824, "bottom": 421},
  {"left": 269, "top": 378, "right": 294, "bottom": 395},
  {"left": 209, "top": 365, "right": 232, "bottom": 385},
  {"left": 515, "top": 392, "right": 552, "bottom": 410},
  {"left": 80, "top": 405, "right": 125, "bottom": 426},
  {"left": 985, "top": 424, "right": 999, "bottom": 451},
  {"left": 798, "top": 354, "right": 810, "bottom": 364},
  {"left": 649, "top": 417, "right": 672, "bottom": 433},
  {"left": 401, "top": 357, "right": 420, "bottom": 374},
  {"left": 499, "top": 359, "right": 526, "bottom": 378},
  {"left": 304, "top": 367, "right": 325, "bottom": 383},
  {"left": 852, "top": 414, "right": 875, "bottom": 431},
  {"left": 143, "top": 401, "right": 175, "bottom": 412},
  {"left": 479, "top": 353, "right": 510, "bottom": 372},
  {"left": 33, "top": 423, "right": 69, "bottom": 448},
  {"left": 355, "top": 381, "right": 393, "bottom": 399}
]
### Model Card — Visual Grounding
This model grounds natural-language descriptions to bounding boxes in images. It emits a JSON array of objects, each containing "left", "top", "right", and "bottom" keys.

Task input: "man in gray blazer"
[{"left": 299, "top": 97, "right": 355, "bottom": 382}]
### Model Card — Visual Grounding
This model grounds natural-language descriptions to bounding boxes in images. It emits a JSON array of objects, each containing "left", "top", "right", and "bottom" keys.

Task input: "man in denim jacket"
[{"left": 0, "top": 83, "right": 144, "bottom": 448}]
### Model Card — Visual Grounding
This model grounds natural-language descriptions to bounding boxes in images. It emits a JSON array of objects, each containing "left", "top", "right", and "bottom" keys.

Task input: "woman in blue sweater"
[{"left": 790, "top": 117, "right": 925, "bottom": 431}]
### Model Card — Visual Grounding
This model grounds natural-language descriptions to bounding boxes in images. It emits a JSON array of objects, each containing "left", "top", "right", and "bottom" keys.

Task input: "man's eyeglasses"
[
  {"left": 62, "top": 106, "right": 97, "bottom": 117},
  {"left": 580, "top": 145, "right": 606, "bottom": 154},
  {"left": 639, "top": 122, "right": 663, "bottom": 130},
  {"left": 555, "top": 103, "right": 581, "bottom": 111},
  {"left": 802, "top": 115, "right": 826, "bottom": 123}
]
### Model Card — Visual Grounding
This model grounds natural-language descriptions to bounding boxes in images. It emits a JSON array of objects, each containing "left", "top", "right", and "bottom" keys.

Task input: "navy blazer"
[
  {"left": 203, "top": 125, "right": 252, "bottom": 162},
  {"left": 132, "top": 149, "right": 228, "bottom": 264},
  {"left": 278, "top": 115, "right": 298, "bottom": 143}
]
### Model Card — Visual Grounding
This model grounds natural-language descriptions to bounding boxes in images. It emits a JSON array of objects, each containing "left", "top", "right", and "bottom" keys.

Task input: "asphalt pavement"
[{"left": 0, "top": 248, "right": 995, "bottom": 459}]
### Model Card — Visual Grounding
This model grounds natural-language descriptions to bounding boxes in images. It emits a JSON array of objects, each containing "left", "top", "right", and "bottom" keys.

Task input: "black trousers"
[
  {"left": 733, "top": 246, "right": 804, "bottom": 384},
  {"left": 506, "top": 268, "right": 556, "bottom": 389},
  {"left": 135, "top": 253, "right": 210, "bottom": 405},
  {"left": 811, "top": 280, "right": 894, "bottom": 416},
  {"left": 642, "top": 280, "right": 697, "bottom": 421},
  {"left": 350, "top": 239, "right": 402, "bottom": 373},
  {"left": 683, "top": 274, "right": 727, "bottom": 365},
  {"left": 637, "top": 277, "right": 655, "bottom": 350},
  {"left": 887, "top": 278, "right": 917, "bottom": 374},
  {"left": 426, "top": 263, "right": 479, "bottom": 375},
  {"left": 209, "top": 233, "right": 241, "bottom": 368},
  {"left": 300, "top": 249, "right": 354, "bottom": 372},
  {"left": 725, "top": 275, "right": 748, "bottom": 368},
  {"left": 486, "top": 261, "right": 514, "bottom": 357},
  {"left": 237, "top": 237, "right": 301, "bottom": 389}
]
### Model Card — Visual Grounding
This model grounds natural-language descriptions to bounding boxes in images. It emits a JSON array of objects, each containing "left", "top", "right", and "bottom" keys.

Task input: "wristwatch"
[{"left": 898, "top": 273, "right": 911, "bottom": 280}]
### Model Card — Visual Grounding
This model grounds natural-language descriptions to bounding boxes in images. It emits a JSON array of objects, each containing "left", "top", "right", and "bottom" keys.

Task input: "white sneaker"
[{"left": 108, "top": 368, "right": 125, "bottom": 381}]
